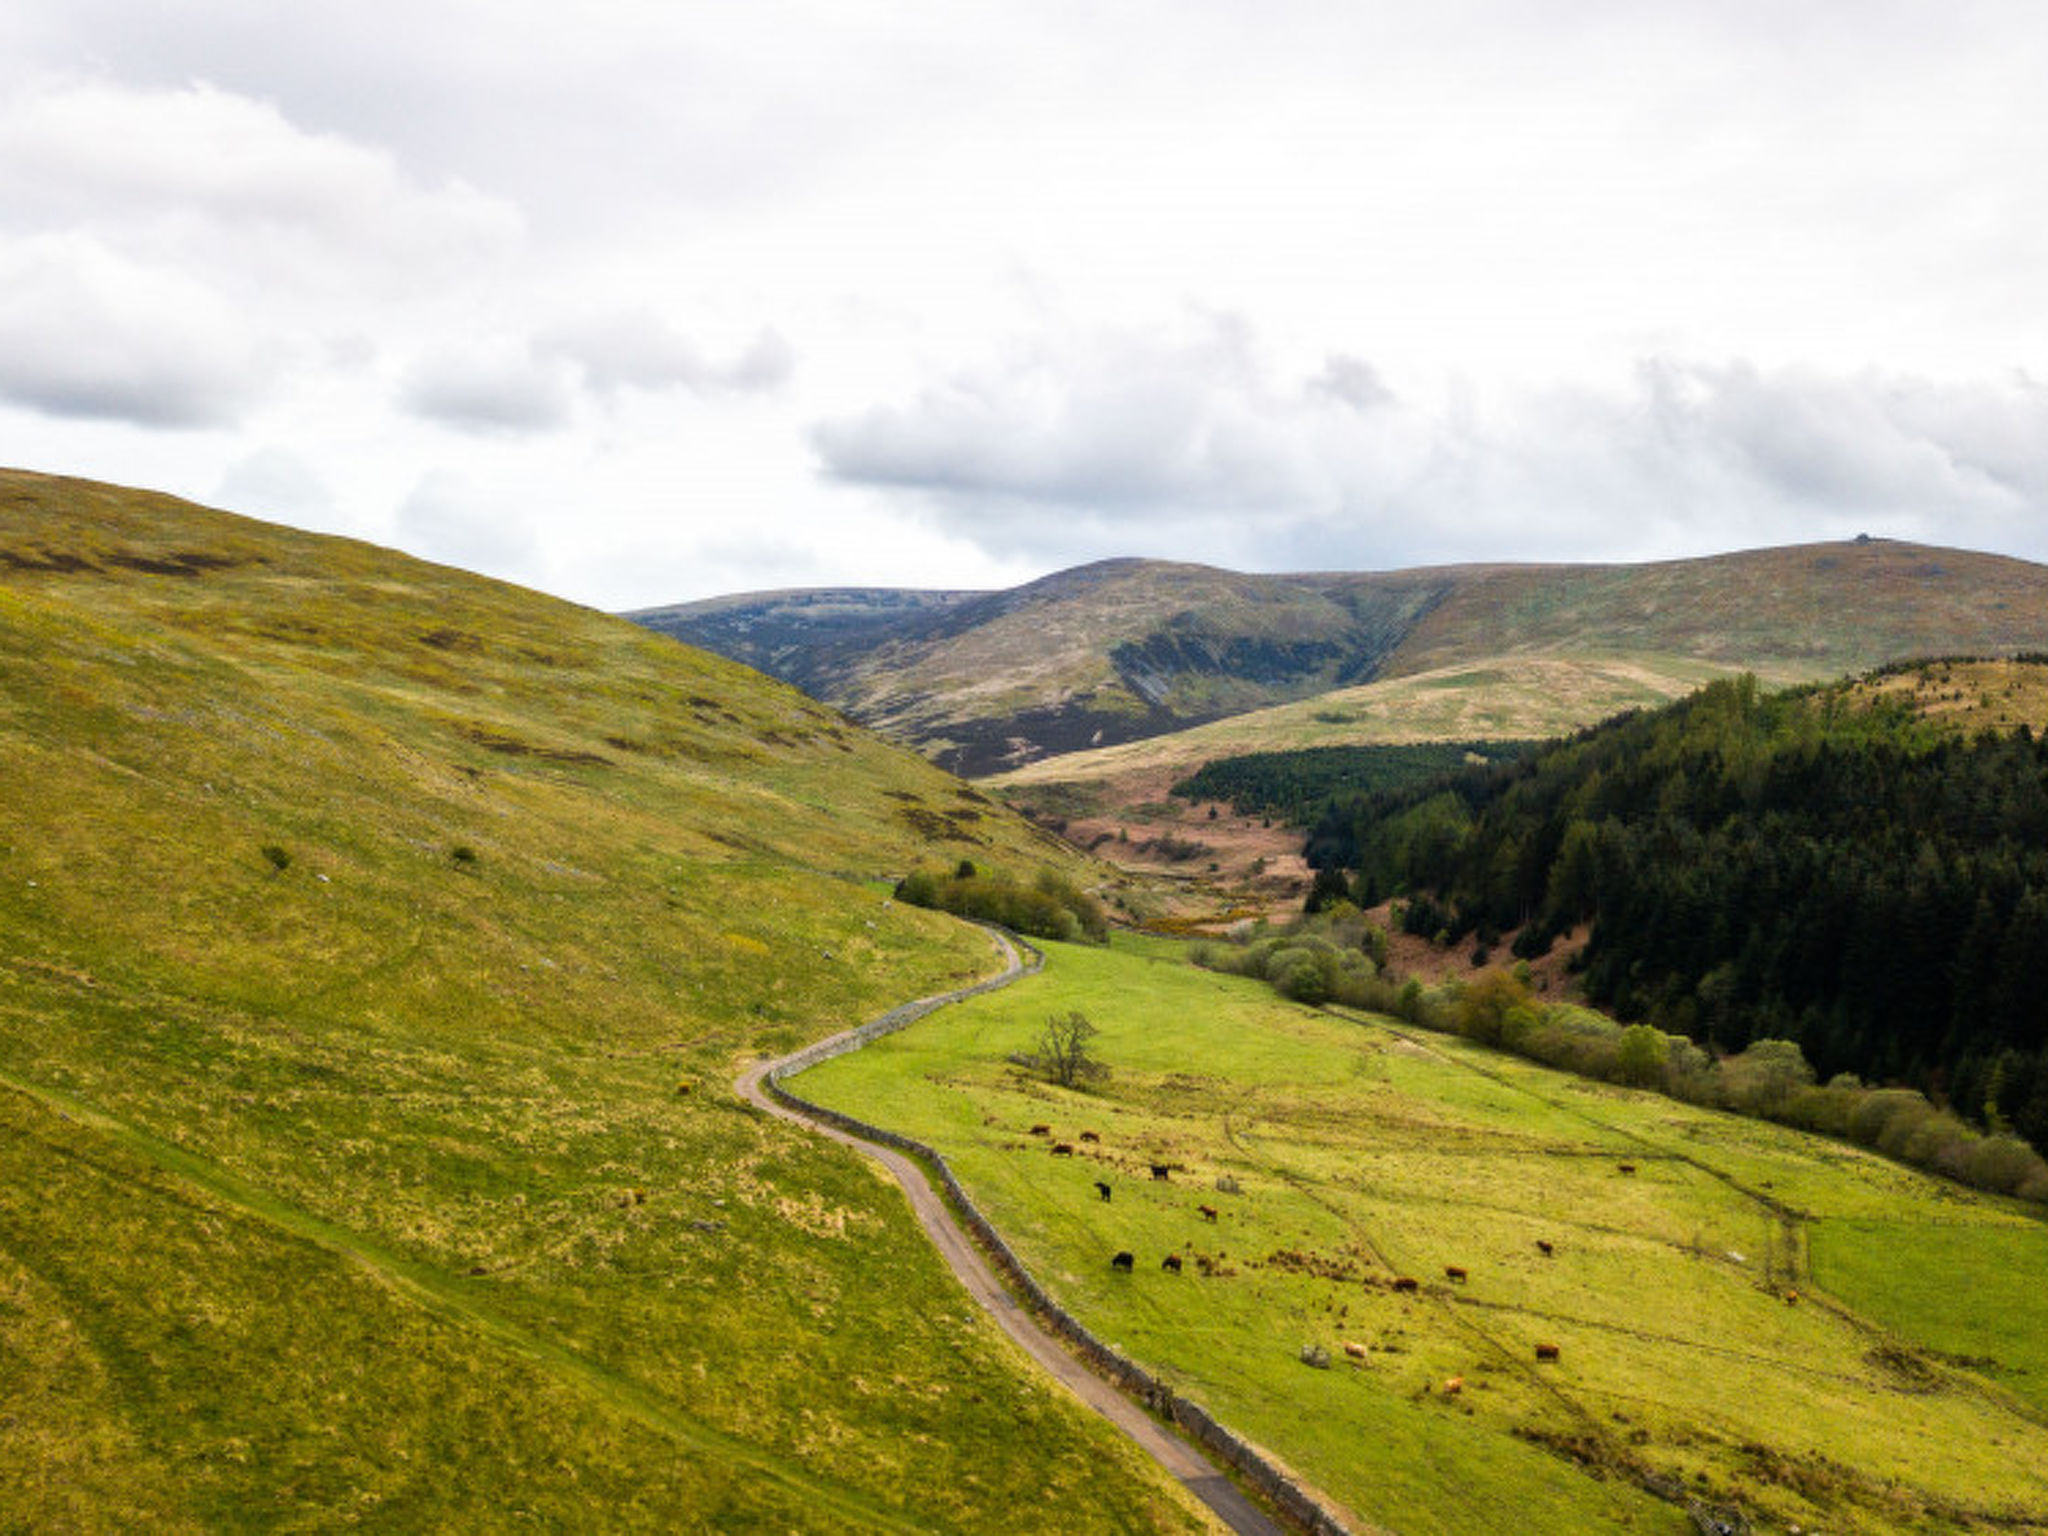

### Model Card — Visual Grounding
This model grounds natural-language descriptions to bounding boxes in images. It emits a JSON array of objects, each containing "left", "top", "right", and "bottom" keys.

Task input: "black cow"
[
  {"left": 1162, "top": 1254, "right": 1183, "bottom": 1274},
  {"left": 1094, "top": 1180, "right": 1112, "bottom": 1201},
  {"left": 1111, "top": 1251, "right": 1135, "bottom": 1272}
]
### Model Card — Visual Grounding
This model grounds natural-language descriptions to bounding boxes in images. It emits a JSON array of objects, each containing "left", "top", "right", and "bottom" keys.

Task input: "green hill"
[
  {"left": 0, "top": 471, "right": 1206, "bottom": 1531},
  {"left": 635, "top": 542, "right": 2048, "bottom": 776}
]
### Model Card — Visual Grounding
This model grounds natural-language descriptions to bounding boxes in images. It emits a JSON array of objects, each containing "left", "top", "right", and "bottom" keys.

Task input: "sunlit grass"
[
  {"left": 0, "top": 471, "right": 1207, "bottom": 1533},
  {"left": 802, "top": 935, "right": 2048, "bottom": 1534}
]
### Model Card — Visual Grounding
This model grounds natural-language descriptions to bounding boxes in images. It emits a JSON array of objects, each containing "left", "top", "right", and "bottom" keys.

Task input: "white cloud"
[
  {"left": 0, "top": 77, "right": 521, "bottom": 290},
  {"left": 399, "top": 342, "right": 576, "bottom": 437},
  {"left": 812, "top": 320, "right": 2048, "bottom": 572},
  {"left": 0, "top": 234, "right": 279, "bottom": 427},
  {"left": 1, "top": 3, "right": 2045, "bottom": 604},
  {"left": 538, "top": 311, "right": 795, "bottom": 399}
]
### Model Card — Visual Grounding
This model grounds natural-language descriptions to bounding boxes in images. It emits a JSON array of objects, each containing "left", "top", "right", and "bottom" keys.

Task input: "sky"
[{"left": 1, "top": 1, "right": 2045, "bottom": 611}]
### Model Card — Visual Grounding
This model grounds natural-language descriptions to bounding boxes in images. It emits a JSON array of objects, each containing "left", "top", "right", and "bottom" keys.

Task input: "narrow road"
[{"left": 735, "top": 934, "right": 1289, "bottom": 1536}]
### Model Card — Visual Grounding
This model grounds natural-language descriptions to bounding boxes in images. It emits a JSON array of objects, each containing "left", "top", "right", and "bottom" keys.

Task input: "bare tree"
[{"left": 1038, "top": 1010, "right": 1109, "bottom": 1089}]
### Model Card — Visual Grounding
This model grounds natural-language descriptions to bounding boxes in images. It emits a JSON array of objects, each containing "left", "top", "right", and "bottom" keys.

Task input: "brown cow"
[
  {"left": 1442, "top": 1375, "right": 1464, "bottom": 1395},
  {"left": 1535, "top": 1239, "right": 1554, "bottom": 1257},
  {"left": 1051, "top": 1142, "right": 1074, "bottom": 1156},
  {"left": 1341, "top": 1341, "right": 1368, "bottom": 1360},
  {"left": 1079, "top": 1130, "right": 1100, "bottom": 1143},
  {"left": 1197, "top": 1204, "right": 1219, "bottom": 1222},
  {"left": 1029, "top": 1124, "right": 1051, "bottom": 1136},
  {"left": 1162, "top": 1254, "right": 1183, "bottom": 1273},
  {"left": 1535, "top": 1342, "right": 1561, "bottom": 1362},
  {"left": 1444, "top": 1265, "right": 1468, "bottom": 1283},
  {"left": 1391, "top": 1276, "right": 1420, "bottom": 1294},
  {"left": 1617, "top": 1163, "right": 1637, "bottom": 1175}
]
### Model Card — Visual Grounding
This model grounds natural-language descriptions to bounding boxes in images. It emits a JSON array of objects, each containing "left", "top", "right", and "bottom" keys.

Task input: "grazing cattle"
[
  {"left": 1029, "top": 1124, "right": 1051, "bottom": 1136},
  {"left": 1442, "top": 1375, "right": 1464, "bottom": 1395},
  {"left": 1341, "top": 1341, "right": 1368, "bottom": 1360},
  {"left": 1051, "top": 1142, "right": 1074, "bottom": 1156},
  {"left": 1535, "top": 1342, "right": 1561, "bottom": 1362},
  {"left": 1617, "top": 1163, "right": 1637, "bottom": 1175},
  {"left": 1150, "top": 1164, "right": 1171, "bottom": 1182},
  {"left": 1094, "top": 1180, "right": 1112, "bottom": 1201},
  {"left": 1535, "top": 1239, "right": 1554, "bottom": 1257},
  {"left": 1391, "top": 1276, "right": 1420, "bottom": 1294},
  {"left": 1444, "top": 1265, "right": 1468, "bottom": 1283},
  {"left": 1111, "top": 1251, "right": 1135, "bottom": 1272},
  {"left": 1079, "top": 1130, "right": 1100, "bottom": 1143},
  {"left": 1162, "top": 1254, "right": 1183, "bottom": 1273},
  {"left": 1198, "top": 1204, "right": 1219, "bottom": 1223},
  {"left": 1785, "top": 1289, "right": 1800, "bottom": 1305}
]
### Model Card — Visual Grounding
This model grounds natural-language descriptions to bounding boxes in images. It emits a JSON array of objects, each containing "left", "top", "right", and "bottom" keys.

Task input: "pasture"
[{"left": 799, "top": 935, "right": 2048, "bottom": 1534}]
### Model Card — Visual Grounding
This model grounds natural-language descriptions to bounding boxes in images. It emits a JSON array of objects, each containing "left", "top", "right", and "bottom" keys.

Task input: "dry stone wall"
[{"left": 769, "top": 931, "right": 1352, "bottom": 1536}]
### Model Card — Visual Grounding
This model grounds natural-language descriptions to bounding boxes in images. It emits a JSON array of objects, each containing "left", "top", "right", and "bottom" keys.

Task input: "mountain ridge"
[{"left": 633, "top": 537, "right": 2048, "bottom": 775}]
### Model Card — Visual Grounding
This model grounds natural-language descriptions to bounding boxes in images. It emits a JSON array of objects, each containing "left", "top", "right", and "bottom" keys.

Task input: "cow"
[
  {"left": 1617, "top": 1163, "right": 1637, "bottom": 1175},
  {"left": 1197, "top": 1204, "right": 1219, "bottom": 1223},
  {"left": 1111, "top": 1251, "right": 1135, "bottom": 1272},
  {"left": 1444, "top": 1265, "right": 1468, "bottom": 1283},
  {"left": 1785, "top": 1289, "right": 1800, "bottom": 1305},
  {"left": 1150, "top": 1164, "right": 1171, "bottom": 1182},
  {"left": 1094, "top": 1180, "right": 1112, "bottom": 1202},
  {"left": 1391, "top": 1276, "right": 1420, "bottom": 1294},
  {"left": 1162, "top": 1254, "right": 1183, "bottom": 1274},
  {"left": 1029, "top": 1124, "right": 1051, "bottom": 1136},
  {"left": 1442, "top": 1375, "right": 1464, "bottom": 1395},
  {"left": 1079, "top": 1130, "right": 1100, "bottom": 1143},
  {"left": 1052, "top": 1142, "right": 1074, "bottom": 1156},
  {"left": 1341, "top": 1341, "right": 1368, "bottom": 1361},
  {"left": 1535, "top": 1239, "right": 1554, "bottom": 1257},
  {"left": 1535, "top": 1342, "right": 1561, "bottom": 1362}
]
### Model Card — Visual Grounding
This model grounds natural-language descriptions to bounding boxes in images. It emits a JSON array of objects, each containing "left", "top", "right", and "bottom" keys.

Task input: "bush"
[{"left": 893, "top": 863, "right": 1108, "bottom": 944}]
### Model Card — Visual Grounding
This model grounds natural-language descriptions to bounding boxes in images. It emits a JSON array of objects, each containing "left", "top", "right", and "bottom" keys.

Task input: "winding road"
[{"left": 734, "top": 932, "right": 1289, "bottom": 1536}]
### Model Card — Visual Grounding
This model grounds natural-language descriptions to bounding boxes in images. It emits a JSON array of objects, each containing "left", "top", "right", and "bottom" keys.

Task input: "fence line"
[{"left": 768, "top": 931, "right": 1352, "bottom": 1536}]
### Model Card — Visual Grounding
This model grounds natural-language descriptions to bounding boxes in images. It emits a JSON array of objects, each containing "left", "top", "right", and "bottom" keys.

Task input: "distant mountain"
[{"left": 633, "top": 540, "right": 2048, "bottom": 775}]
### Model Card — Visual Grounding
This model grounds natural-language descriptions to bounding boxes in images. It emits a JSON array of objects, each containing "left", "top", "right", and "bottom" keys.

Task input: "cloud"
[
  {"left": 0, "top": 77, "right": 520, "bottom": 285},
  {"left": 538, "top": 310, "right": 794, "bottom": 398},
  {"left": 0, "top": 234, "right": 278, "bottom": 427},
  {"left": 812, "top": 322, "right": 2048, "bottom": 571},
  {"left": 811, "top": 316, "right": 1322, "bottom": 519},
  {"left": 399, "top": 341, "right": 575, "bottom": 436}
]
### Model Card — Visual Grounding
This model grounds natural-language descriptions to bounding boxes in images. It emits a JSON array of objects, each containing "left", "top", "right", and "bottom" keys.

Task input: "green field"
[{"left": 799, "top": 935, "right": 2048, "bottom": 1534}]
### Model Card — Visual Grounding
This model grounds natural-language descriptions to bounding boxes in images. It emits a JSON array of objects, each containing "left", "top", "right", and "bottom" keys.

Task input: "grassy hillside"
[
  {"left": 0, "top": 471, "right": 1209, "bottom": 1531},
  {"left": 799, "top": 935, "right": 2048, "bottom": 1535}
]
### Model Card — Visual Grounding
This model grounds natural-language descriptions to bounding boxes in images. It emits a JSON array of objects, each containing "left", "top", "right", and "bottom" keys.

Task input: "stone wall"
[{"left": 768, "top": 932, "right": 1351, "bottom": 1536}]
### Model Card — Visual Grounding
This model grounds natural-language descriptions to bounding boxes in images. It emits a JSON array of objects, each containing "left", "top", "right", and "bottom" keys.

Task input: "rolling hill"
[
  {"left": 633, "top": 541, "right": 2048, "bottom": 776},
  {"left": 0, "top": 470, "right": 1208, "bottom": 1531}
]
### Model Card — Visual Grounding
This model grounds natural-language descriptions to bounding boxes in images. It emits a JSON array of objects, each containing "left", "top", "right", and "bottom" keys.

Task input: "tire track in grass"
[{"left": 0, "top": 1065, "right": 937, "bottom": 1536}]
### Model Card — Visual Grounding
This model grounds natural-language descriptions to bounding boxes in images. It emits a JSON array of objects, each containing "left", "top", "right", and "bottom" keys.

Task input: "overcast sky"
[{"left": 2, "top": 2, "right": 2044, "bottom": 610}]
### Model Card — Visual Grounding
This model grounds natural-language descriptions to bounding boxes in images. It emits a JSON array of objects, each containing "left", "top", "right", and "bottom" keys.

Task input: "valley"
[{"left": 11, "top": 468, "right": 2048, "bottom": 1534}]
